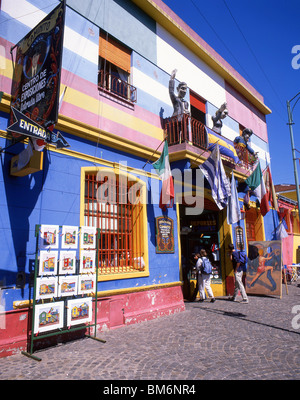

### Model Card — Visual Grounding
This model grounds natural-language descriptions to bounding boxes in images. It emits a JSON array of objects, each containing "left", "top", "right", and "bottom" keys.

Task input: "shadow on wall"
[{"left": 0, "top": 137, "right": 49, "bottom": 291}]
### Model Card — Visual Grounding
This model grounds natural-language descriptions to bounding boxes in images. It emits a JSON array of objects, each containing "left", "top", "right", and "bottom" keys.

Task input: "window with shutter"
[{"left": 98, "top": 31, "right": 137, "bottom": 103}]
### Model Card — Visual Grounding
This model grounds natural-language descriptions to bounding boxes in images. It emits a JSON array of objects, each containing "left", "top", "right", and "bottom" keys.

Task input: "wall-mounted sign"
[
  {"left": 7, "top": 107, "right": 69, "bottom": 148},
  {"left": 155, "top": 216, "right": 175, "bottom": 253}
]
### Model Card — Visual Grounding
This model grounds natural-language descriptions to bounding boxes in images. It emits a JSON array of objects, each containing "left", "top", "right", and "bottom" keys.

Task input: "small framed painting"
[
  {"left": 61, "top": 226, "right": 79, "bottom": 249},
  {"left": 79, "top": 250, "right": 96, "bottom": 274},
  {"left": 66, "top": 297, "right": 93, "bottom": 327},
  {"left": 38, "top": 251, "right": 58, "bottom": 276},
  {"left": 80, "top": 226, "right": 97, "bottom": 249},
  {"left": 34, "top": 301, "right": 64, "bottom": 334},
  {"left": 78, "top": 274, "right": 96, "bottom": 295},
  {"left": 36, "top": 276, "right": 58, "bottom": 300},
  {"left": 58, "top": 275, "right": 78, "bottom": 297},
  {"left": 39, "top": 225, "right": 59, "bottom": 250},
  {"left": 59, "top": 250, "right": 77, "bottom": 275}
]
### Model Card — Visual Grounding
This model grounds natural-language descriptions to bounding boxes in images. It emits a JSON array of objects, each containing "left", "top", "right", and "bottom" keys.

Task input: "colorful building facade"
[
  {"left": 274, "top": 184, "right": 300, "bottom": 268},
  {"left": 0, "top": 0, "right": 279, "bottom": 357}
]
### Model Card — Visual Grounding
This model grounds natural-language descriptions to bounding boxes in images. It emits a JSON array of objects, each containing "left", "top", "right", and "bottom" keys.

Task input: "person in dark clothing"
[{"left": 228, "top": 243, "right": 249, "bottom": 303}]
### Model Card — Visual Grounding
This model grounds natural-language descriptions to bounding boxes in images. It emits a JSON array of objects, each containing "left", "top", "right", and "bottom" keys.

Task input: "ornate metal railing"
[
  {"left": 163, "top": 114, "right": 207, "bottom": 150},
  {"left": 98, "top": 70, "right": 137, "bottom": 103},
  {"left": 163, "top": 114, "right": 256, "bottom": 169}
]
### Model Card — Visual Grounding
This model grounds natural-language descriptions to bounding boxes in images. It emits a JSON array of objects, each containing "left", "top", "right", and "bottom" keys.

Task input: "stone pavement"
[{"left": 1, "top": 283, "right": 300, "bottom": 381}]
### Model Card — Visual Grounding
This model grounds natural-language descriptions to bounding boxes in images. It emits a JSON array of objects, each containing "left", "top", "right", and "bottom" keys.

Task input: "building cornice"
[{"left": 131, "top": 0, "right": 271, "bottom": 116}]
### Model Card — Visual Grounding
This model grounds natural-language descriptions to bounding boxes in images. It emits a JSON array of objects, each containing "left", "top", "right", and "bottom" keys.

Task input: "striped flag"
[
  {"left": 227, "top": 173, "right": 241, "bottom": 224},
  {"left": 199, "top": 144, "right": 231, "bottom": 210},
  {"left": 264, "top": 166, "right": 278, "bottom": 212},
  {"left": 245, "top": 162, "right": 269, "bottom": 216},
  {"left": 152, "top": 140, "right": 174, "bottom": 210}
]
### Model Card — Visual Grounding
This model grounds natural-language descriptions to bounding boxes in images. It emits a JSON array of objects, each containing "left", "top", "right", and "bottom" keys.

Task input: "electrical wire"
[
  {"left": 222, "top": 0, "right": 286, "bottom": 115},
  {"left": 188, "top": 0, "right": 286, "bottom": 123}
]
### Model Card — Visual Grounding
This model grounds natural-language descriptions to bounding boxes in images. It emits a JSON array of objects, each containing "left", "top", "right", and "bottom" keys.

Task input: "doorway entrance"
[{"left": 179, "top": 204, "right": 222, "bottom": 300}]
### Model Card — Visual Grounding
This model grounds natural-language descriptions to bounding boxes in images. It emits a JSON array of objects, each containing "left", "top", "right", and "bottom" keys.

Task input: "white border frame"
[
  {"left": 39, "top": 225, "right": 59, "bottom": 250},
  {"left": 80, "top": 226, "right": 96, "bottom": 249},
  {"left": 66, "top": 297, "right": 93, "bottom": 327},
  {"left": 61, "top": 226, "right": 79, "bottom": 249},
  {"left": 36, "top": 276, "right": 58, "bottom": 300},
  {"left": 59, "top": 250, "right": 77, "bottom": 275},
  {"left": 38, "top": 251, "right": 58, "bottom": 276},
  {"left": 58, "top": 275, "right": 78, "bottom": 297},
  {"left": 78, "top": 274, "right": 96, "bottom": 295},
  {"left": 34, "top": 301, "right": 64, "bottom": 333},
  {"left": 79, "top": 250, "right": 96, "bottom": 274}
]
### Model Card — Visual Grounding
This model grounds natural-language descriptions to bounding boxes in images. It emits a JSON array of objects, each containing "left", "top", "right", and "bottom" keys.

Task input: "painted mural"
[{"left": 246, "top": 241, "right": 282, "bottom": 297}]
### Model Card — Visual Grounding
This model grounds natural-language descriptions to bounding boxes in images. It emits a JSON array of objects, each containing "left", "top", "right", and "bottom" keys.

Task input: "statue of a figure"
[
  {"left": 234, "top": 128, "right": 257, "bottom": 156},
  {"left": 211, "top": 102, "right": 228, "bottom": 134},
  {"left": 169, "top": 69, "right": 189, "bottom": 119}
]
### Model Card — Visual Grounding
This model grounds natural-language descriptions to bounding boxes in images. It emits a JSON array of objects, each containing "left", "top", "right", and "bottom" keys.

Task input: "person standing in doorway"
[
  {"left": 228, "top": 243, "right": 249, "bottom": 304},
  {"left": 194, "top": 250, "right": 215, "bottom": 303}
]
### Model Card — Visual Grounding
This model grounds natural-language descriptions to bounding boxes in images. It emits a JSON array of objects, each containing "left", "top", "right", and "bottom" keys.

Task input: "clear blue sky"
[{"left": 163, "top": 0, "right": 300, "bottom": 185}]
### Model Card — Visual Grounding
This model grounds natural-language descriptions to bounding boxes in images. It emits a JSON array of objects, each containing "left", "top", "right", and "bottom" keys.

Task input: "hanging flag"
[
  {"left": 152, "top": 140, "right": 174, "bottom": 210},
  {"left": 264, "top": 166, "right": 278, "bottom": 211},
  {"left": 199, "top": 144, "right": 231, "bottom": 210},
  {"left": 245, "top": 162, "right": 269, "bottom": 216},
  {"left": 227, "top": 173, "right": 241, "bottom": 224},
  {"left": 274, "top": 221, "right": 289, "bottom": 240}
]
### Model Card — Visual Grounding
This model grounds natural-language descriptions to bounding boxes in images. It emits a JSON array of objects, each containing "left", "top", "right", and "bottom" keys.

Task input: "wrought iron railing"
[
  {"left": 163, "top": 114, "right": 256, "bottom": 169},
  {"left": 98, "top": 69, "right": 137, "bottom": 103},
  {"left": 163, "top": 114, "right": 207, "bottom": 149}
]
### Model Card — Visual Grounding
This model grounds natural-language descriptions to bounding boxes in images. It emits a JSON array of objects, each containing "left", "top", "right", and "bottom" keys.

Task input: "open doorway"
[{"left": 180, "top": 205, "right": 222, "bottom": 299}]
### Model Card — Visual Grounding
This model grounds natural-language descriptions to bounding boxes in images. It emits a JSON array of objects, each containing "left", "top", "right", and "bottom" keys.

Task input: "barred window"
[{"left": 84, "top": 169, "right": 148, "bottom": 279}]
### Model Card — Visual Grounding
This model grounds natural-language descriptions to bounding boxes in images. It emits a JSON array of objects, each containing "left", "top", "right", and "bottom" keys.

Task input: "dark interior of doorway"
[{"left": 179, "top": 205, "right": 221, "bottom": 300}]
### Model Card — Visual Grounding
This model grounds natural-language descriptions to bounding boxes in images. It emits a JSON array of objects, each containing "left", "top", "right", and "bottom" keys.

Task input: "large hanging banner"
[
  {"left": 10, "top": 2, "right": 65, "bottom": 133},
  {"left": 246, "top": 240, "right": 282, "bottom": 297}
]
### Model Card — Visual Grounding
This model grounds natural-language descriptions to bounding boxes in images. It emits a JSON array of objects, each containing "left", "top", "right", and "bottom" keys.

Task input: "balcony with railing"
[
  {"left": 98, "top": 69, "right": 137, "bottom": 103},
  {"left": 163, "top": 114, "right": 256, "bottom": 170}
]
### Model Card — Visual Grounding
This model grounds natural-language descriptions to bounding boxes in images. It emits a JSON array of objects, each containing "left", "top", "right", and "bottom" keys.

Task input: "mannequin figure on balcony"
[
  {"left": 169, "top": 69, "right": 190, "bottom": 118},
  {"left": 234, "top": 128, "right": 258, "bottom": 170},
  {"left": 211, "top": 102, "right": 228, "bottom": 135},
  {"left": 168, "top": 69, "right": 190, "bottom": 144},
  {"left": 234, "top": 128, "right": 257, "bottom": 156}
]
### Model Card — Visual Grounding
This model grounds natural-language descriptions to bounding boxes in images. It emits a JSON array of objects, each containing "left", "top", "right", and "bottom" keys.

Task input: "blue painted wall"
[{"left": 0, "top": 112, "right": 180, "bottom": 311}]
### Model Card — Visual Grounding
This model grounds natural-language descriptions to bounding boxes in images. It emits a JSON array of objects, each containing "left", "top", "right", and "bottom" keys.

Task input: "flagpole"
[
  {"left": 142, "top": 132, "right": 167, "bottom": 169},
  {"left": 191, "top": 139, "right": 220, "bottom": 167},
  {"left": 287, "top": 94, "right": 300, "bottom": 219}
]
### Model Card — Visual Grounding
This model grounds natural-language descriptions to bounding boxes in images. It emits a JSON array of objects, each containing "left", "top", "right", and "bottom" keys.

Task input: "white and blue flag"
[
  {"left": 227, "top": 172, "right": 242, "bottom": 224},
  {"left": 199, "top": 144, "right": 231, "bottom": 210}
]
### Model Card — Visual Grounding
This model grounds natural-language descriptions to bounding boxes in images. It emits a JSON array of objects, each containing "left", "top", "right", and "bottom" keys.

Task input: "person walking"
[
  {"left": 194, "top": 250, "right": 215, "bottom": 303},
  {"left": 228, "top": 243, "right": 249, "bottom": 303}
]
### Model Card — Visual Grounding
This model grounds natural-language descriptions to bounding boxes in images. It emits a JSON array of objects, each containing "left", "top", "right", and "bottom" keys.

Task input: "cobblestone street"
[{"left": 1, "top": 284, "right": 300, "bottom": 381}]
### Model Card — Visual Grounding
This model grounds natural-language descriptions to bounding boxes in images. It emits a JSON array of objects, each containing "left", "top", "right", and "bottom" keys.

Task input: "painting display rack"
[{"left": 22, "top": 224, "right": 105, "bottom": 361}]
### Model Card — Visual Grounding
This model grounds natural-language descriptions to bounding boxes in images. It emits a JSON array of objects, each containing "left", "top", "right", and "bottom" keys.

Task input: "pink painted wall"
[
  {"left": 225, "top": 82, "right": 268, "bottom": 143},
  {"left": 282, "top": 234, "right": 294, "bottom": 266},
  {"left": 0, "top": 286, "right": 185, "bottom": 358}
]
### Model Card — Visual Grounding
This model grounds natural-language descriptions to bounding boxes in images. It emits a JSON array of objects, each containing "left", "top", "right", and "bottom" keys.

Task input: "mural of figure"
[
  {"left": 169, "top": 69, "right": 189, "bottom": 119},
  {"left": 211, "top": 102, "right": 228, "bottom": 134}
]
